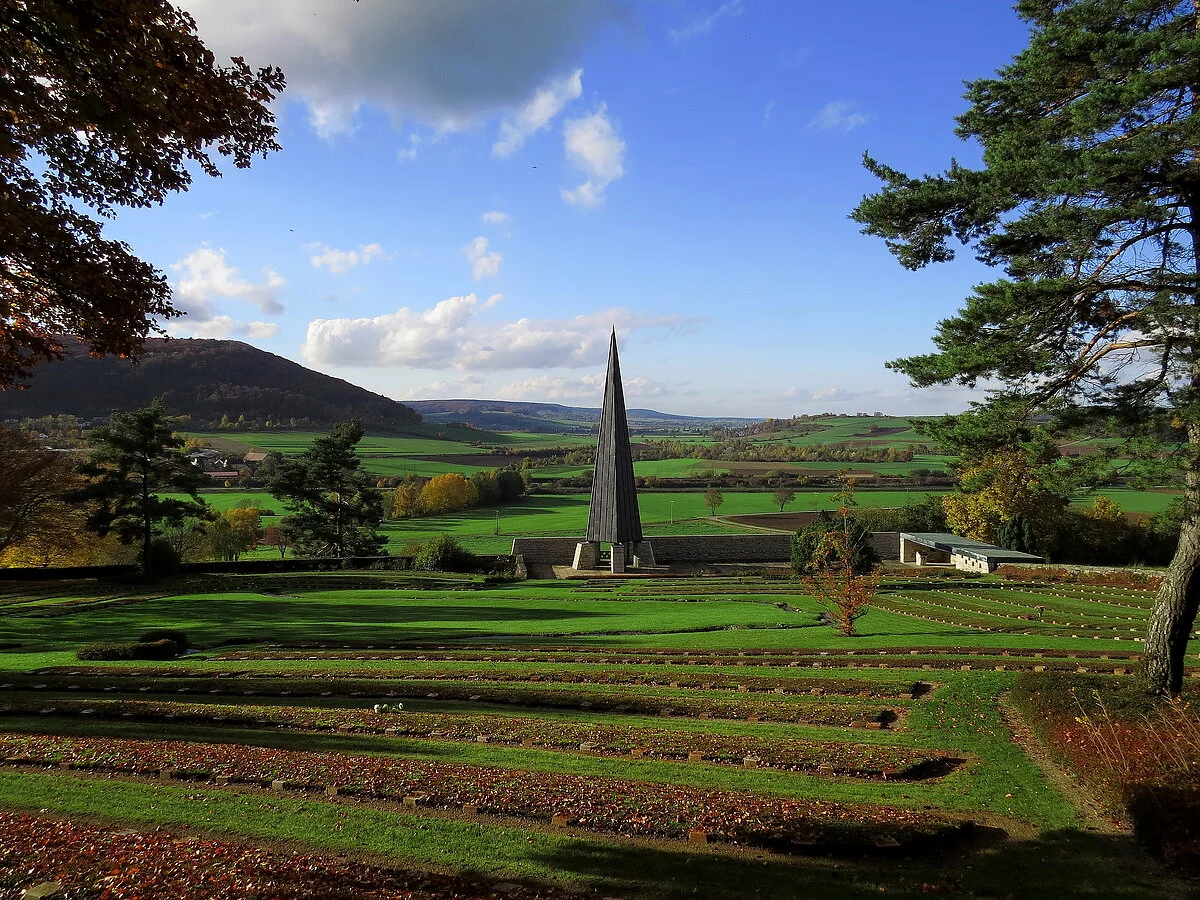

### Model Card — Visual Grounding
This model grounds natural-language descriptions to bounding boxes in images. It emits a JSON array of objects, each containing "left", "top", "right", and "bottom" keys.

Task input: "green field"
[
  {"left": 189, "top": 429, "right": 600, "bottom": 456},
  {"left": 0, "top": 569, "right": 1190, "bottom": 898}
]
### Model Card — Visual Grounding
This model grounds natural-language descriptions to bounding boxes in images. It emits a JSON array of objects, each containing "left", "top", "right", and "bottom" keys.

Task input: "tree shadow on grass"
[
  {"left": 3, "top": 601, "right": 621, "bottom": 650},
  {"left": 531, "top": 828, "right": 1186, "bottom": 900}
]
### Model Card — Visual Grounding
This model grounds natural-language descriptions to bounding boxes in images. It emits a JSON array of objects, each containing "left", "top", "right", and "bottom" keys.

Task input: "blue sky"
[{"left": 107, "top": 0, "right": 1033, "bottom": 417}]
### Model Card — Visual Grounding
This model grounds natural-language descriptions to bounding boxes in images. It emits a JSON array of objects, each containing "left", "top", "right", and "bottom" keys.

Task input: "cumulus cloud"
[
  {"left": 301, "top": 296, "right": 699, "bottom": 370},
  {"left": 306, "top": 242, "right": 386, "bottom": 274},
  {"left": 669, "top": 0, "right": 743, "bottom": 44},
  {"left": 245, "top": 321, "right": 281, "bottom": 338},
  {"left": 463, "top": 237, "right": 503, "bottom": 280},
  {"left": 170, "top": 246, "right": 285, "bottom": 325},
  {"left": 561, "top": 105, "right": 626, "bottom": 208},
  {"left": 810, "top": 100, "right": 869, "bottom": 131},
  {"left": 169, "top": 316, "right": 280, "bottom": 340},
  {"left": 493, "top": 69, "right": 583, "bottom": 157},
  {"left": 179, "top": 1, "right": 626, "bottom": 139},
  {"left": 481, "top": 210, "right": 512, "bottom": 226}
]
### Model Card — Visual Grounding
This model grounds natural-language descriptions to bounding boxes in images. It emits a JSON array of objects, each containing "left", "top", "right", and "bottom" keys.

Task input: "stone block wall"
[
  {"left": 647, "top": 534, "right": 792, "bottom": 562},
  {"left": 513, "top": 532, "right": 900, "bottom": 567},
  {"left": 870, "top": 532, "right": 900, "bottom": 560},
  {"left": 510, "top": 538, "right": 581, "bottom": 565}
]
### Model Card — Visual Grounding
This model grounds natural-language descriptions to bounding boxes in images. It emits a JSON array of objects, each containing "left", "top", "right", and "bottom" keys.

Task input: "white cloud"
[
  {"left": 482, "top": 293, "right": 505, "bottom": 310},
  {"left": 762, "top": 100, "right": 775, "bottom": 127},
  {"left": 810, "top": 100, "right": 869, "bottom": 131},
  {"left": 493, "top": 69, "right": 583, "bottom": 157},
  {"left": 301, "top": 296, "right": 699, "bottom": 370},
  {"left": 169, "top": 316, "right": 280, "bottom": 340},
  {"left": 245, "top": 321, "right": 281, "bottom": 338},
  {"left": 306, "top": 242, "right": 386, "bottom": 275},
  {"left": 561, "top": 105, "right": 626, "bottom": 209},
  {"left": 669, "top": 0, "right": 743, "bottom": 44},
  {"left": 170, "top": 246, "right": 285, "bottom": 325},
  {"left": 396, "top": 131, "right": 424, "bottom": 162},
  {"left": 481, "top": 210, "right": 512, "bottom": 226},
  {"left": 496, "top": 373, "right": 603, "bottom": 401},
  {"left": 179, "top": 1, "right": 626, "bottom": 138},
  {"left": 463, "top": 237, "right": 503, "bottom": 280}
]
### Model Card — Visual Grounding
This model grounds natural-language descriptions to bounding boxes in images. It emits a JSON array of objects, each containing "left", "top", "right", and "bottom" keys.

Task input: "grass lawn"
[{"left": 0, "top": 569, "right": 1192, "bottom": 898}]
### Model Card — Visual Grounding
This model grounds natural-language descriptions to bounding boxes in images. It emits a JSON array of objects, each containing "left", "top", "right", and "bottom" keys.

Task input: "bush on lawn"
[
  {"left": 137, "top": 629, "right": 190, "bottom": 653},
  {"left": 76, "top": 639, "right": 180, "bottom": 661},
  {"left": 143, "top": 537, "right": 181, "bottom": 576},
  {"left": 413, "top": 535, "right": 475, "bottom": 572}
]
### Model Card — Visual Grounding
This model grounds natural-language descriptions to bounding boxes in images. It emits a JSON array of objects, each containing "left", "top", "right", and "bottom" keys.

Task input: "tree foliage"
[
  {"left": 0, "top": 425, "right": 89, "bottom": 564},
  {"left": 942, "top": 448, "right": 1068, "bottom": 549},
  {"left": 73, "top": 398, "right": 208, "bottom": 570},
  {"left": 0, "top": 0, "right": 284, "bottom": 385},
  {"left": 773, "top": 487, "right": 796, "bottom": 512},
  {"left": 852, "top": 0, "right": 1200, "bottom": 694},
  {"left": 260, "top": 523, "right": 295, "bottom": 560},
  {"left": 420, "top": 474, "right": 479, "bottom": 515},
  {"left": 703, "top": 489, "right": 724, "bottom": 516},
  {"left": 802, "top": 527, "right": 881, "bottom": 638},
  {"left": 790, "top": 512, "right": 880, "bottom": 578},
  {"left": 267, "top": 421, "right": 385, "bottom": 558}
]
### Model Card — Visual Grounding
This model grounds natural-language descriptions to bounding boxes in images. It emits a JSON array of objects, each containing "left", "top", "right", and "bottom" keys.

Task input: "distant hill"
[
  {"left": 406, "top": 398, "right": 757, "bottom": 433},
  {"left": 0, "top": 339, "right": 421, "bottom": 431}
]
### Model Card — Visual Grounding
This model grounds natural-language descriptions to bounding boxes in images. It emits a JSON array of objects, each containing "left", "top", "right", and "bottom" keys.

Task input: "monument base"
[{"left": 572, "top": 541, "right": 599, "bottom": 570}]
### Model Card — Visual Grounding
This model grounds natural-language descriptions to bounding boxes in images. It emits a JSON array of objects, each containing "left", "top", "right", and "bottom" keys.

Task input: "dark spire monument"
[{"left": 573, "top": 330, "right": 650, "bottom": 572}]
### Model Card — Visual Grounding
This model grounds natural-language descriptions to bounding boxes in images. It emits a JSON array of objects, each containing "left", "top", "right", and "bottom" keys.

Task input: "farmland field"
[{"left": 0, "top": 570, "right": 1195, "bottom": 898}]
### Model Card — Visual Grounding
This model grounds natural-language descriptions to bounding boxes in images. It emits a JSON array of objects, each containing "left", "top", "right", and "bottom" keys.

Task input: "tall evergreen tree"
[
  {"left": 268, "top": 421, "right": 385, "bottom": 558},
  {"left": 74, "top": 398, "right": 208, "bottom": 570},
  {"left": 852, "top": 0, "right": 1200, "bottom": 693}
]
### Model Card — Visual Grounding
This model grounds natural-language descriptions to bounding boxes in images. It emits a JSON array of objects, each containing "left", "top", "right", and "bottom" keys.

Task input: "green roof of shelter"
[{"left": 900, "top": 532, "right": 1044, "bottom": 563}]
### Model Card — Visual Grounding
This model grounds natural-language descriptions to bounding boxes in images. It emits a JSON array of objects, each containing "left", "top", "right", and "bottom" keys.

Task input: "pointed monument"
[{"left": 573, "top": 330, "right": 650, "bottom": 572}]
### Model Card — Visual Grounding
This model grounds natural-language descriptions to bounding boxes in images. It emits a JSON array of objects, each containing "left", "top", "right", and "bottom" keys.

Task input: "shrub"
[
  {"left": 137, "top": 629, "right": 190, "bottom": 653},
  {"left": 413, "top": 534, "right": 475, "bottom": 572},
  {"left": 143, "top": 536, "right": 181, "bottom": 576},
  {"left": 791, "top": 512, "right": 879, "bottom": 577},
  {"left": 76, "top": 639, "right": 180, "bottom": 661}
]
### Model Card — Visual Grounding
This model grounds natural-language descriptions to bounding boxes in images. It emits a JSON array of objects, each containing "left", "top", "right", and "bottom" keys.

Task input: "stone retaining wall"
[
  {"left": 648, "top": 534, "right": 792, "bottom": 562},
  {"left": 510, "top": 538, "right": 581, "bottom": 565},
  {"left": 870, "top": 532, "right": 900, "bottom": 560},
  {"left": 512, "top": 531, "right": 901, "bottom": 567}
]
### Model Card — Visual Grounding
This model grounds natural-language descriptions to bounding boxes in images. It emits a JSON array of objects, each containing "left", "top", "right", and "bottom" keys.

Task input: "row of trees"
[
  {"left": 1, "top": 402, "right": 390, "bottom": 569},
  {"left": 387, "top": 469, "right": 527, "bottom": 519}
]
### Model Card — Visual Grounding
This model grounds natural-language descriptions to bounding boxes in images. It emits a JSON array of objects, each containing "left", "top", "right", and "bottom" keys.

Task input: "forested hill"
[{"left": 0, "top": 339, "right": 421, "bottom": 431}]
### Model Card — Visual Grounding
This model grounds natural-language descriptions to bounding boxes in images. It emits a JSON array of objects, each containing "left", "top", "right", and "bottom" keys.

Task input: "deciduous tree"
[
  {"left": 704, "top": 489, "right": 724, "bottom": 516},
  {"left": 261, "top": 523, "right": 295, "bottom": 560},
  {"left": 420, "top": 473, "right": 478, "bottom": 515},
  {"left": 942, "top": 448, "right": 1068, "bottom": 549},
  {"left": 1, "top": 0, "right": 284, "bottom": 385},
  {"left": 852, "top": 0, "right": 1200, "bottom": 693},
  {"left": 773, "top": 487, "right": 796, "bottom": 512},
  {"left": 0, "top": 426, "right": 88, "bottom": 561}
]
